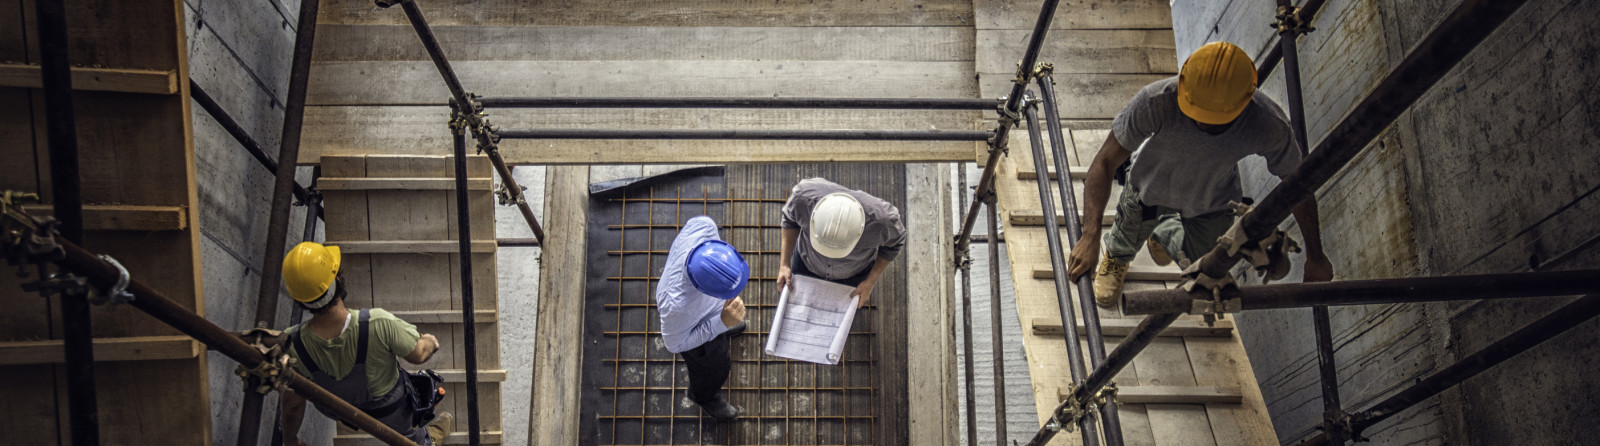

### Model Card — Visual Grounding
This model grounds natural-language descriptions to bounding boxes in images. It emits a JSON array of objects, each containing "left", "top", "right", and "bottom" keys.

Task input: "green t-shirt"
[{"left": 286, "top": 308, "right": 422, "bottom": 399}]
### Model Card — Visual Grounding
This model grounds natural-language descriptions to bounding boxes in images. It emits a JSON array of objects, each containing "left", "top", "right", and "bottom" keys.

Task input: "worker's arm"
[
  {"left": 850, "top": 257, "right": 892, "bottom": 308},
  {"left": 1067, "top": 133, "right": 1134, "bottom": 280},
  {"left": 280, "top": 388, "right": 309, "bottom": 446},
  {"left": 776, "top": 228, "right": 800, "bottom": 289},
  {"left": 403, "top": 333, "right": 439, "bottom": 364},
  {"left": 1291, "top": 198, "right": 1332, "bottom": 282}
]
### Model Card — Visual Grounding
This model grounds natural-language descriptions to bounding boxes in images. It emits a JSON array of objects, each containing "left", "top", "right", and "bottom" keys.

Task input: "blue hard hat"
[{"left": 686, "top": 240, "right": 749, "bottom": 300}]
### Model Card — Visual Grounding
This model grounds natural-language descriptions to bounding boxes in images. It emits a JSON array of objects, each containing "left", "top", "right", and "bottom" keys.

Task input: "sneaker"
[
  {"left": 427, "top": 412, "right": 454, "bottom": 445},
  {"left": 1092, "top": 256, "right": 1129, "bottom": 308},
  {"left": 1147, "top": 238, "right": 1173, "bottom": 267},
  {"left": 699, "top": 397, "right": 741, "bottom": 421}
]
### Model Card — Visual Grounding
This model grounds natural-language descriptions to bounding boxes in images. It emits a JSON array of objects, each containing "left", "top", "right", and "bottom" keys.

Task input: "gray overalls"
[{"left": 291, "top": 309, "right": 430, "bottom": 445}]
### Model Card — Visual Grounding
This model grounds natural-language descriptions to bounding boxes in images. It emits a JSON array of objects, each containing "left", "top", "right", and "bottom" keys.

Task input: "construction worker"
[
  {"left": 278, "top": 241, "right": 454, "bottom": 446},
  {"left": 657, "top": 215, "right": 749, "bottom": 420},
  {"left": 776, "top": 178, "right": 906, "bottom": 308},
  {"left": 1067, "top": 41, "right": 1333, "bottom": 306}
]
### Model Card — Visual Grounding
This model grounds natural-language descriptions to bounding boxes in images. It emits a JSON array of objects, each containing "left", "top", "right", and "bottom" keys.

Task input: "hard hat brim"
[
  {"left": 1176, "top": 81, "right": 1251, "bottom": 126},
  {"left": 810, "top": 238, "right": 858, "bottom": 259}
]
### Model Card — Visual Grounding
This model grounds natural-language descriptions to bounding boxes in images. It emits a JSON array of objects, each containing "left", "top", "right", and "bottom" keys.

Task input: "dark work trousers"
[
  {"left": 789, "top": 251, "right": 873, "bottom": 287},
  {"left": 681, "top": 329, "right": 733, "bottom": 405}
]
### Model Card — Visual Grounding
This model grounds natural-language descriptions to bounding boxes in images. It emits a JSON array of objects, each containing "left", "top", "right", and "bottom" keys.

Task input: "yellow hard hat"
[
  {"left": 283, "top": 242, "right": 341, "bottom": 304},
  {"left": 1177, "top": 41, "right": 1257, "bottom": 125}
]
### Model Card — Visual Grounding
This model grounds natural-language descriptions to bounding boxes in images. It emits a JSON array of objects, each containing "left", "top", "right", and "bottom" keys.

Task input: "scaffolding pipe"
[
  {"left": 1036, "top": 71, "right": 1123, "bottom": 446},
  {"left": 1294, "top": 293, "right": 1600, "bottom": 446},
  {"left": 1121, "top": 269, "right": 1600, "bottom": 315},
  {"left": 1022, "top": 97, "right": 1099, "bottom": 445},
  {"left": 190, "top": 81, "right": 310, "bottom": 202},
  {"left": 1255, "top": 0, "right": 1328, "bottom": 82},
  {"left": 958, "top": 164, "right": 979, "bottom": 446},
  {"left": 1027, "top": 313, "right": 1181, "bottom": 446},
  {"left": 986, "top": 197, "right": 1009, "bottom": 445},
  {"left": 35, "top": 0, "right": 100, "bottom": 442},
  {"left": 496, "top": 129, "right": 993, "bottom": 141},
  {"left": 450, "top": 112, "right": 484, "bottom": 446},
  {"left": 478, "top": 96, "right": 1002, "bottom": 110},
  {"left": 1185, "top": 0, "right": 1533, "bottom": 287}
]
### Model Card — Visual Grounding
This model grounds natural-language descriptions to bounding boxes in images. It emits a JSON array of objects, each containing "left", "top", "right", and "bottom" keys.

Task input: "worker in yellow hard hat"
[
  {"left": 777, "top": 178, "right": 906, "bottom": 308},
  {"left": 1066, "top": 41, "right": 1333, "bottom": 307},
  {"left": 277, "top": 241, "right": 455, "bottom": 446}
]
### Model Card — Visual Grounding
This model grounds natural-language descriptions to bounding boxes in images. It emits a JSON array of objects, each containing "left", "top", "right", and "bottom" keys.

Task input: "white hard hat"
[{"left": 809, "top": 192, "right": 865, "bottom": 259}]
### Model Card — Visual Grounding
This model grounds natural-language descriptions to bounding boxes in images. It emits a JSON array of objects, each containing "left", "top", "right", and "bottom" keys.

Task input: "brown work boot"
[
  {"left": 427, "top": 412, "right": 454, "bottom": 445},
  {"left": 1092, "top": 256, "right": 1129, "bottom": 308},
  {"left": 1147, "top": 238, "right": 1173, "bottom": 267}
]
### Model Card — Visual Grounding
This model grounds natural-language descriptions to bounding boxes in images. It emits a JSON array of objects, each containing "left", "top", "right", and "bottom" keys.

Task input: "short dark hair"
[{"left": 304, "top": 275, "right": 347, "bottom": 315}]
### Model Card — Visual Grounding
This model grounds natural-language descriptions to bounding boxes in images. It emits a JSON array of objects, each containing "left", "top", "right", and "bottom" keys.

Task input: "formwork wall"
[{"left": 1171, "top": 0, "right": 1600, "bottom": 443}]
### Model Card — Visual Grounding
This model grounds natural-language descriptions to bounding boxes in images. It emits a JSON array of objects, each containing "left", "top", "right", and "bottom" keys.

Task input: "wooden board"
[
  {"left": 905, "top": 163, "right": 959, "bottom": 445},
  {"left": 316, "top": 0, "right": 974, "bottom": 27},
  {"left": 1057, "top": 385, "right": 1243, "bottom": 404},
  {"left": 335, "top": 431, "right": 504, "bottom": 445},
  {"left": 974, "top": 0, "right": 1173, "bottom": 30},
  {"left": 975, "top": 29, "right": 1178, "bottom": 74},
  {"left": 1008, "top": 209, "right": 1116, "bottom": 226},
  {"left": 328, "top": 240, "right": 497, "bottom": 254},
  {"left": 318, "top": 177, "right": 492, "bottom": 190},
  {"left": 19, "top": 204, "right": 187, "bottom": 231},
  {"left": 0, "top": 336, "right": 202, "bottom": 365},
  {"left": 528, "top": 166, "right": 588, "bottom": 445},
  {"left": 1031, "top": 317, "right": 1234, "bottom": 337},
  {"left": 1033, "top": 265, "right": 1182, "bottom": 282},
  {"left": 979, "top": 72, "right": 1166, "bottom": 120},
  {"left": 0, "top": 63, "right": 178, "bottom": 94}
]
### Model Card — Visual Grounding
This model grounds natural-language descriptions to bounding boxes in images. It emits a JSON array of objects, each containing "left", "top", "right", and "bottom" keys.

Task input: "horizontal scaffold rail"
[
  {"left": 496, "top": 129, "right": 995, "bottom": 141},
  {"left": 477, "top": 96, "right": 1002, "bottom": 110}
]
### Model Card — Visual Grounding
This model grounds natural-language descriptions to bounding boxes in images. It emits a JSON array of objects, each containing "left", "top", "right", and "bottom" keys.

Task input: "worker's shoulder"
[
  {"left": 361, "top": 308, "right": 406, "bottom": 323},
  {"left": 1136, "top": 76, "right": 1180, "bottom": 100}
]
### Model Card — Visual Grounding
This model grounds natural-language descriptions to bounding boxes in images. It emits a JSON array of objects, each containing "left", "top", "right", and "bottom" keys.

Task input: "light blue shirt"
[{"left": 655, "top": 216, "right": 733, "bottom": 354}]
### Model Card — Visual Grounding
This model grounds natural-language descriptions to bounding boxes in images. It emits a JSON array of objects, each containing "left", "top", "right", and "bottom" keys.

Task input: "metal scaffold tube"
[
  {"left": 1036, "top": 71, "right": 1123, "bottom": 446},
  {"left": 1022, "top": 96, "right": 1100, "bottom": 445},
  {"left": 1255, "top": 0, "right": 1328, "bottom": 81},
  {"left": 450, "top": 109, "right": 484, "bottom": 446},
  {"left": 190, "top": 81, "right": 310, "bottom": 202},
  {"left": 478, "top": 96, "right": 1002, "bottom": 110},
  {"left": 958, "top": 164, "right": 979, "bottom": 446},
  {"left": 986, "top": 195, "right": 1009, "bottom": 445},
  {"left": 1120, "top": 269, "right": 1600, "bottom": 315},
  {"left": 496, "top": 129, "right": 994, "bottom": 141},
  {"left": 1295, "top": 294, "right": 1600, "bottom": 446},
  {"left": 35, "top": 0, "right": 99, "bottom": 442}
]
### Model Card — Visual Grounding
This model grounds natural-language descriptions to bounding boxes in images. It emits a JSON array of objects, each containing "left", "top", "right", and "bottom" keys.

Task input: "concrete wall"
[
  {"left": 185, "top": 0, "right": 330, "bottom": 443},
  {"left": 1171, "top": 0, "right": 1600, "bottom": 444}
]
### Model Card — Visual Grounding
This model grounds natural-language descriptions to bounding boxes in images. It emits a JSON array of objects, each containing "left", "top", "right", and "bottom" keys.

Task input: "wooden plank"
[
  {"left": 1186, "top": 337, "right": 1278, "bottom": 446},
  {"left": 0, "top": 63, "right": 178, "bottom": 94},
  {"left": 318, "top": 178, "right": 492, "bottom": 191},
  {"left": 529, "top": 166, "right": 588, "bottom": 445},
  {"left": 20, "top": 204, "right": 187, "bottom": 231},
  {"left": 313, "top": 25, "right": 974, "bottom": 62},
  {"left": 1017, "top": 166, "right": 1090, "bottom": 181},
  {"left": 975, "top": 29, "right": 1178, "bottom": 74},
  {"left": 335, "top": 431, "right": 503, "bottom": 445},
  {"left": 1008, "top": 209, "right": 1116, "bottom": 226},
  {"left": 905, "top": 163, "right": 958, "bottom": 445},
  {"left": 300, "top": 106, "right": 979, "bottom": 165},
  {"left": 1031, "top": 317, "right": 1233, "bottom": 337},
  {"left": 327, "top": 240, "right": 497, "bottom": 254},
  {"left": 980, "top": 72, "right": 1166, "bottom": 120},
  {"left": 0, "top": 336, "right": 201, "bottom": 365},
  {"left": 1133, "top": 338, "right": 1217, "bottom": 445},
  {"left": 387, "top": 309, "right": 497, "bottom": 324},
  {"left": 317, "top": 0, "right": 973, "bottom": 26},
  {"left": 1057, "top": 385, "right": 1242, "bottom": 404},
  {"left": 1032, "top": 265, "right": 1182, "bottom": 282},
  {"left": 974, "top": 0, "right": 1173, "bottom": 30},
  {"left": 308, "top": 61, "right": 979, "bottom": 105}
]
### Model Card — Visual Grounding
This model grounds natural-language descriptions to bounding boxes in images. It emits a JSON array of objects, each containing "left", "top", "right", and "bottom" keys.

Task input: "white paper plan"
[{"left": 764, "top": 274, "right": 859, "bottom": 365}]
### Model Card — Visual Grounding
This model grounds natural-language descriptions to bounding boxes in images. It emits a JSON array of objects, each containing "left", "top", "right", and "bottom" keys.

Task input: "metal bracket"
[
  {"left": 952, "top": 236, "right": 973, "bottom": 271},
  {"left": 495, "top": 183, "right": 528, "bottom": 206},
  {"left": 236, "top": 327, "right": 294, "bottom": 395},
  {"left": 1030, "top": 62, "right": 1055, "bottom": 82},
  {"left": 1011, "top": 60, "right": 1032, "bottom": 86},
  {"left": 1271, "top": 5, "right": 1316, "bottom": 34},
  {"left": 86, "top": 254, "right": 135, "bottom": 305},
  {"left": 21, "top": 270, "right": 88, "bottom": 298},
  {"left": 292, "top": 187, "right": 323, "bottom": 207},
  {"left": 1048, "top": 382, "right": 1120, "bottom": 434},
  {"left": 1215, "top": 202, "right": 1301, "bottom": 283}
]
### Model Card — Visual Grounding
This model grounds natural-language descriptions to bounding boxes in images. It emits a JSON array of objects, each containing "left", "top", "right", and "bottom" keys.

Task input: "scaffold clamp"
[
  {"left": 236, "top": 328, "right": 294, "bottom": 395},
  {"left": 87, "top": 254, "right": 135, "bottom": 305},
  {"left": 1272, "top": 5, "right": 1316, "bottom": 34}
]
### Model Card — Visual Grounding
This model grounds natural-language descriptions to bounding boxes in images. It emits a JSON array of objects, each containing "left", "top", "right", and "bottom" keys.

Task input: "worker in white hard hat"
[
  {"left": 777, "top": 178, "right": 906, "bottom": 308},
  {"left": 1066, "top": 41, "right": 1334, "bottom": 307},
  {"left": 277, "top": 241, "right": 454, "bottom": 446}
]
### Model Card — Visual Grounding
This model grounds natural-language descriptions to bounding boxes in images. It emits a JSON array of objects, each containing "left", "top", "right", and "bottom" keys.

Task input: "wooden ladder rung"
[
  {"left": 1009, "top": 210, "right": 1116, "bottom": 226},
  {"left": 1017, "top": 166, "right": 1090, "bottom": 181},
  {"left": 1058, "top": 385, "right": 1243, "bottom": 404},
  {"left": 319, "top": 177, "right": 492, "bottom": 191},
  {"left": 0, "top": 335, "right": 200, "bottom": 365},
  {"left": 1031, "top": 317, "right": 1233, "bottom": 337},
  {"left": 0, "top": 63, "right": 177, "bottom": 94},
  {"left": 335, "top": 431, "right": 504, "bottom": 445},
  {"left": 21, "top": 204, "right": 187, "bottom": 231},
  {"left": 1033, "top": 265, "right": 1182, "bottom": 282}
]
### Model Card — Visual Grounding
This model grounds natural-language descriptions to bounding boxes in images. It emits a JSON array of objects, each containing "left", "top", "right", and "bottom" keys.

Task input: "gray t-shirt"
[
  {"left": 1111, "top": 77, "right": 1302, "bottom": 216},
  {"left": 781, "top": 178, "right": 906, "bottom": 280}
]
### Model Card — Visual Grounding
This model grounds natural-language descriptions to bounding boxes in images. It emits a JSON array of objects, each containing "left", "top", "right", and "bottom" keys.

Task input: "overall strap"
[
  {"left": 355, "top": 309, "right": 371, "bottom": 365},
  {"left": 290, "top": 331, "right": 323, "bottom": 376}
]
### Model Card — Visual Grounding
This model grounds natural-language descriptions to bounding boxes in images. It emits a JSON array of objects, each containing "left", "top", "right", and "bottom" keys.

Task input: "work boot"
[
  {"left": 699, "top": 396, "right": 741, "bottom": 421},
  {"left": 1147, "top": 238, "right": 1173, "bottom": 267},
  {"left": 1093, "top": 256, "right": 1129, "bottom": 308},
  {"left": 427, "top": 412, "right": 454, "bottom": 445}
]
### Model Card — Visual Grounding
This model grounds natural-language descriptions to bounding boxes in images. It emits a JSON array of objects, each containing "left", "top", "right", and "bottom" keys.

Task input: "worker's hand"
[
  {"left": 776, "top": 266, "right": 794, "bottom": 290},
  {"left": 1067, "top": 237, "right": 1101, "bottom": 280},
  {"left": 852, "top": 281, "right": 876, "bottom": 309},
  {"left": 1302, "top": 250, "right": 1333, "bottom": 283},
  {"left": 721, "top": 297, "right": 747, "bottom": 329}
]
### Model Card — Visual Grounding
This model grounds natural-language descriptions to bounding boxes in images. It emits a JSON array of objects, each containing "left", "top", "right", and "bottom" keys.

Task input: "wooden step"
[
  {"left": 336, "top": 431, "right": 503, "bottom": 445},
  {"left": 0, "top": 62, "right": 177, "bottom": 94},
  {"left": 319, "top": 177, "right": 492, "bottom": 191},
  {"left": 1056, "top": 386, "right": 1242, "bottom": 404},
  {"left": 1030, "top": 317, "right": 1233, "bottom": 337},
  {"left": 0, "top": 336, "right": 201, "bottom": 365},
  {"left": 328, "top": 240, "right": 497, "bottom": 254},
  {"left": 1017, "top": 166, "right": 1090, "bottom": 181},
  {"left": 1033, "top": 265, "right": 1182, "bottom": 282},
  {"left": 1009, "top": 210, "right": 1116, "bottom": 226},
  {"left": 389, "top": 309, "right": 498, "bottom": 324},
  {"left": 21, "top": 204, "right": 187, "bottom": 231}
]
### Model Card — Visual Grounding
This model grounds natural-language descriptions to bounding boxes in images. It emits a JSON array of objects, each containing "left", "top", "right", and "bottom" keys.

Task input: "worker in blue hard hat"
[{"left": 655, "top": 215, "right": 750, "bottom": 420}]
